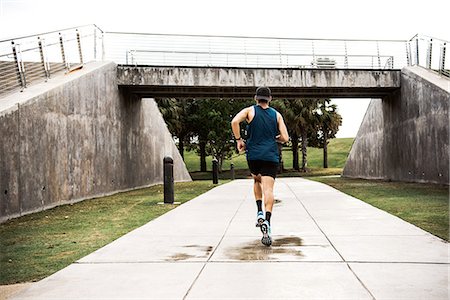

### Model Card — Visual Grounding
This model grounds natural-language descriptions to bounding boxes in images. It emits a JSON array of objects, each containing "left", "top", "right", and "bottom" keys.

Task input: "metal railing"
[
  {"left": 1, "top": 26, "right": 448, "bottom": 99},
  {"left": 408, "top": 34, "right": 449, "bottom": 77},
  {"left": 0, "top": 24, "right": 104, "bottom": 97},
  {"left": 104, "top": 31, "right": 407, "bottom": 70}
]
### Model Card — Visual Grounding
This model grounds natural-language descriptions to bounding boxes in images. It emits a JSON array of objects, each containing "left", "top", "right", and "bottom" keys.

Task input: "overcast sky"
[{"left": 1, "top": 0, "right": 448, "bottom": 137}]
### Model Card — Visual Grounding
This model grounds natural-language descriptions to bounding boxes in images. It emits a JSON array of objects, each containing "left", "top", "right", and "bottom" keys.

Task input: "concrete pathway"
[{"left": 11, "top": 178, "right": 449, "bottom": 299}]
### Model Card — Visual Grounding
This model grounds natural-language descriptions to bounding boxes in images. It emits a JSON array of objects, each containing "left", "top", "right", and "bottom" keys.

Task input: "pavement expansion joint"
[
  {"left": 284, "top": 181, "right": 377, "bottom": 300},
  {"left": 182, "top": 193, "right": 249, "bottom": 300},
  {"left": 74, "top": 260, "right": 450, "bottom": 265}
]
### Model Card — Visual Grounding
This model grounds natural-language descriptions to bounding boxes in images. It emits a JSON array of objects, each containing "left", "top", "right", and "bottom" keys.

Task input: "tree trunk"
[
  {"left": 323, "top": 131, "right": 328, "bottom": 168},
  {"left": 178, "top": 138, "right": 185, "bottom": 160},
  {"left": 199, "top": 140, "right": 207, "bottom": 172},
  {"left": 277, "top": 142, "right": 283, "bottom": 174},
  {"left": 218, "top": 154, "right": 224, "bottom": 173},
  {"left": 301, "top": 130, "right": 308, "bottom": 172},
  {"left": 292, "top": 133, "right": 300, "bottom": 171}
]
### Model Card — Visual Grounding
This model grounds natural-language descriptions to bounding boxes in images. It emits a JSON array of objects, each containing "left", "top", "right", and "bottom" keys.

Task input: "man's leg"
[
  {"left": 252, "top": 174, "right": 264, "bottom": 226},
  {"left": 261, "top": 176, "right": 275, "bottom": 223},
  {"left": 260, "top": 175, "right": 275, "bottom": 246},
  {"left": 252, "top": 174, "right": 263, "bottom": 202}
]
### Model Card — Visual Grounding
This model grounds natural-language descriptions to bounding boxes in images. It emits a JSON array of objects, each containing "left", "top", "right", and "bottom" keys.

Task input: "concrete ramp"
[
  {"left": 344, "top": 66, "right": 449, "bottom": 184},
  {"left": 0, "top": 61, "right": 191, "bottom": 222}
]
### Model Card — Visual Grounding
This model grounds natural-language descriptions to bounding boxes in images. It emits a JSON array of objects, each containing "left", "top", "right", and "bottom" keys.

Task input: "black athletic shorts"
[{"left": 247, "top": 160, "right": 279, "bottom": 179}]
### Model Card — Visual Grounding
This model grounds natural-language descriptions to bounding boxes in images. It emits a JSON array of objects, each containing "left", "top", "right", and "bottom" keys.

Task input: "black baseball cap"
[{"left": 255, "top": 86, "right": 272, "bottom": 101}]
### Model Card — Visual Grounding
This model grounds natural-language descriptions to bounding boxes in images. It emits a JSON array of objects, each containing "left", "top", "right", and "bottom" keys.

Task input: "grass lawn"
[
  {"left": 184, "top": 138, "right": 354, "bottom": 173},
  {"left": 0, "top": 181, "right": 224, "bottom": 285},
  {"left": 310, "top": 177, "right": 449, "bottom": 241}
]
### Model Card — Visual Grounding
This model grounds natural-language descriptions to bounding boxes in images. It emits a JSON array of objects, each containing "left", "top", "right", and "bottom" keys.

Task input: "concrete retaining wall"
[
  {"left": 343, "top": 66, "right": 449, "bottom": 185},
  {"left": 0, "top": 61, "right": 191, "bottom": 222}
]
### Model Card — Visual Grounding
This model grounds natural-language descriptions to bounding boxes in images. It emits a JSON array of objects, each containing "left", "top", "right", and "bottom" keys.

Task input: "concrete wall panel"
[
  {"left": 0, "top": 61, "right": 191, "bottom": 222},
  {"left": 0, "top": 109, "right": 20, "bottom": 217},
  {"left": 344, "top": 66, "right": 449, "bottom": 184}
]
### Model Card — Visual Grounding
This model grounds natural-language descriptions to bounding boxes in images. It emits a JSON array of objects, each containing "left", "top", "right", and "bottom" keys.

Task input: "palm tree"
[
  {"left": 273, "top": 99, "right": 319, "bottom": 171},
  {"left": 297, "top": 99, "right": 320, "bottom": 172},
  {"left": 315, "top": 99, "right": 342, "bottom": 168}
]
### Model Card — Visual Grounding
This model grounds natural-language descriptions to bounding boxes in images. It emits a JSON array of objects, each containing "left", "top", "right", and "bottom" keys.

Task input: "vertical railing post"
[
  {"left": 208, "top": 36, "right": 212, "bottom": 66},
  {"left": 416, "top": 36, "right": 420, "bottom": 66},
  {"left": 406, "top": 42, "right": 411, "bottom": 66},
  {"left": 101, "top": 32, "right": 105, "bottom": 61},
  {"left": 12, "top": 41, "right": 26, "bottom": 89},
  {"left": 439, "top": 43, "right": 446, "bottom": 75},
  {"left": 59, "top": 33, "right": 69, "bottom": 71},
  {"left": 376, "top": 42, "right": 381, "bottom": 68},
  {"left": 94, "top": 28, "right": 97, "bottom": 60},
  {"left": 230, "top": 163, "right": 235, "bottom": 180},
  {"left": 426, "top": 38, "right": 433, "bottom": 69},
  {"left": 278, "top": 40, "right": 282, "bottom": 67},
  {"left": 38, "top": 37, "right": 49, "bottom": 80},
  {"left": 12, "top": 41, "right": 23, "bottom": 88},
  {"left": 244, "top": 39, "right": 247, "bottom": 67},
  {"left": 76, "top": 29, "right": 83, "bottom": 64},
  {"left": 344, "top": 41, "right": 348, "bottom": 68}
]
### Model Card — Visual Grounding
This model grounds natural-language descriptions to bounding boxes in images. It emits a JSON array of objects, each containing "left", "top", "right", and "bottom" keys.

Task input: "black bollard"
[
  {"left": 230, "top": 163, "right": 235, "bottom": 180},
  {"left": 163, "top": 156, "right": 174, "bottom": 204},
  {"left": 212, "top": 158, "right": 219, "bottom": 184}
]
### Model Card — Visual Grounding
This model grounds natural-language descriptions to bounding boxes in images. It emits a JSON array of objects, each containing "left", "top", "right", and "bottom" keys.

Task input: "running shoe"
[
  {"left": 260, "top": 220, "right": 272, "bottom": 246},
  {"left": 255, "top": 211, "right": 265, "bottom": 227}
]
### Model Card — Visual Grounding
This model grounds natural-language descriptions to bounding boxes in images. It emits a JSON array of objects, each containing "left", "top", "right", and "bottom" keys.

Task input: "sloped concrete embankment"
[
  {"left": 0, "top": 61, "right": 191, "bottom": 223},
  {"left": 344, "top": 66, "right": 449, "bottom": 184}
]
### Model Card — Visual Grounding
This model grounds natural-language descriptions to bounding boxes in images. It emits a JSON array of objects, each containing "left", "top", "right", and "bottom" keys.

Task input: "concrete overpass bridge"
[
  {"left": 117, "top": 66, "right": 400, "bottom": 98},
  {"left": 0, "top": 25, "right": 448, "bottom": 221}
]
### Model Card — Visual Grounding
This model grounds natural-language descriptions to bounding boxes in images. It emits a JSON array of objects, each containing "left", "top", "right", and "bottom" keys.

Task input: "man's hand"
[
  {"left": 275, "top": 135, "right": 284, "bottom": 143},
  {"left": 236, "top": 139, "right": 246, "bottom": 153}
]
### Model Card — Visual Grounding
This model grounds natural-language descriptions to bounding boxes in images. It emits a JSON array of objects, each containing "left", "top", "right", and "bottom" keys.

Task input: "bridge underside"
[
  {"left": 119, "top": 85, "right": 399, "bottom": 99},
  {"left": 117, "top": 66, "right": 401, "bottom": 99}
]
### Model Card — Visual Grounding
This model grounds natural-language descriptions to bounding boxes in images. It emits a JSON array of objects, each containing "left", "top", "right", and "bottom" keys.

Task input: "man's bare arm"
[
  {"left": 276, "top": 113, "right": 289, "bottom": 143},
  {"left": 231, "top": 107, "right": 250, "bottom": 152},
  {"left": 231, "top": 107, "right": 250, "bottom": 139}
]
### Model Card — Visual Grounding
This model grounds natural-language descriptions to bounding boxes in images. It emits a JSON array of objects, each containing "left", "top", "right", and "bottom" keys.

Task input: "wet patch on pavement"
[
  {"left": 165, "top": 252, "right": 196, "bottom": 261},
  {"left": 225, "top": 236, "right": 305, "bottom": 261},
  {"left": 165, "top": 245, "right": 214, "bottom": 261}
]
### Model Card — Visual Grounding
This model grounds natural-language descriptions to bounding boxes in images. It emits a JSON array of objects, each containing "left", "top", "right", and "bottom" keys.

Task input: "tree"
[
  {"left": 192, "top": 99, "right": 252, "bottom": 172},
  {"left": 272, "top": 99, "right": 319, "bottom": 171},
  {"left": 272, "top": 100, "right": 298, "bottom": 170},
  {"left": 187, "top": 99, "right": 210, "bottom": 171},
  {"left": 310, "top": 99, "right": 342, "bottom": 168},
  {"left": 159, "top": 98, "right": 251, "bottom": 172},
  {"left": 155, "top": 98, "right": 194, "bottom": 160}
]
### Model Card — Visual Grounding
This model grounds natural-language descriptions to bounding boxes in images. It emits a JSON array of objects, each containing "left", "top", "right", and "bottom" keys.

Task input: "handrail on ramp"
[{"left": 1, "top": 26, "right": 448, "bottom": 99}]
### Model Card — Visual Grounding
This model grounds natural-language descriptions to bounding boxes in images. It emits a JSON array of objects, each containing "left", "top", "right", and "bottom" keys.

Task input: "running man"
[{"left": 231, "top": 86, "right": 289, "bottom": 246}]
